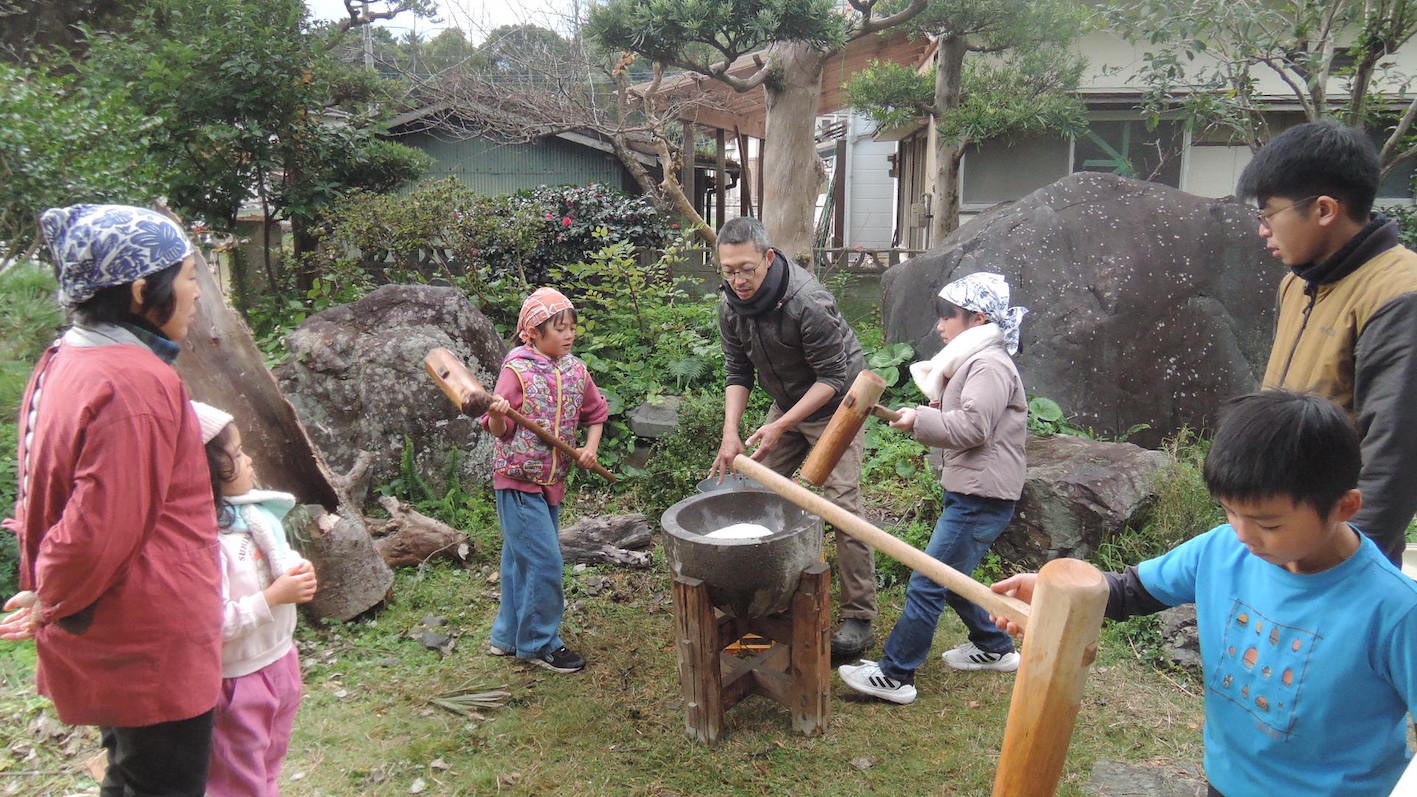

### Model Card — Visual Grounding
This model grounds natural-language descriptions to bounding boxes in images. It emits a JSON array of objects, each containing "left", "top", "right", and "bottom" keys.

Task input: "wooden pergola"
[{"left": 630, "top": 30, "right": 933, "bottom": 235}]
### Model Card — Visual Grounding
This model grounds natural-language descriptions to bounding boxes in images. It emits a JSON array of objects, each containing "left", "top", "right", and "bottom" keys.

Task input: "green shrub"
[
  {"left": 556, "top": 232, "right": 723, "bottom": 474},
  {"left": 1093, "top": 428, "right": 1218, "bottom": 572},
  {"left": 0, "top": 264, "right": 65, "bottom": 416},
  {"left": 634, "top": 389, "right": 773, "bottom": 517},
  {"left": 378, "top": 438, "right": 501, "bottom": 562},
  {"left": 300, "top": 179, "right": 674, "bottom": 323}
]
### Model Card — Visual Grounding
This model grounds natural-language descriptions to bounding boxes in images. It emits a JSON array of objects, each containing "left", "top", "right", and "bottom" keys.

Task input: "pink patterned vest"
[{"left": 493, "top": 346, "right": 591, "bottom": 485}]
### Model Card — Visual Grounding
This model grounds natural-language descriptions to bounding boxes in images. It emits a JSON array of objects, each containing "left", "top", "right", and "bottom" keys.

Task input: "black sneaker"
[
  {"left": 830, "top": 618, "right": 874, "bottom": 658},
  {"left": 533, "top": 645, "right": 586, "bottom": 673}
]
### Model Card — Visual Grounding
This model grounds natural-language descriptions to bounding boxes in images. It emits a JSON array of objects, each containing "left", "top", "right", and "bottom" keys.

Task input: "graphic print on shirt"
[{"left": 1209, "top": 599, "right": 1319, "bottom": 739}]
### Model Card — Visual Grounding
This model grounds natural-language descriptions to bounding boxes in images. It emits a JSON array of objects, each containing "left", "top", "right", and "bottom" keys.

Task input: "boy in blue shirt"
[{"left": 991, "top": 391, "right": 1417, "bottom": 797}]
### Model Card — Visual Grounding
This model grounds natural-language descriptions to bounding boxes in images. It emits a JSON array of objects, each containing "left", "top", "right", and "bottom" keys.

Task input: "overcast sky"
[{"left": 303, "top": 0, "right": 578, "bottom": 44}]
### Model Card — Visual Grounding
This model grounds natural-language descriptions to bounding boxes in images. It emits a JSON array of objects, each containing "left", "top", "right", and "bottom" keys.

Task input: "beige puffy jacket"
[{"left": 912, "top": 345, "right": 1027, "bottom": 501}]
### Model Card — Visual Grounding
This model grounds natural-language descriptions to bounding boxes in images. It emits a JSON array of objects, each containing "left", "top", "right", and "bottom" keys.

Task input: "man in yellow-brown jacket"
[{"left": 1238, "top": 120, "right": 1417, "bottom": 565}]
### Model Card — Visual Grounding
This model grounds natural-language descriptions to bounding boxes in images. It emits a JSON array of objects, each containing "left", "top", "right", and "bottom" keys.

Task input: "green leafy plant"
[
  {"left": 865, "top": 341, "right": 915, "bottom": 389},
  {"left": 1026, "top": 395, "right": 1094, "bottom": 438}
]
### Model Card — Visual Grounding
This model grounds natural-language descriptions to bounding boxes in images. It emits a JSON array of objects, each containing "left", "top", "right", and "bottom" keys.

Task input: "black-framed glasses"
[
  {"left": 1255, "top": 195, "right": 1319, "bottom": 226},
  {"left": 721, "top": 264, "right": 761, "bottom": 281}
]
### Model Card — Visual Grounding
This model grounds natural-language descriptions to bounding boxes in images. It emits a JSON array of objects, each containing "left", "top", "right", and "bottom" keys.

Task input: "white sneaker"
[
  {"left": 942, "top": 642, "right": 1020, "bottom": 672},
  {"left": 837, "top": 660, "right": 917, "bottom": 705}
]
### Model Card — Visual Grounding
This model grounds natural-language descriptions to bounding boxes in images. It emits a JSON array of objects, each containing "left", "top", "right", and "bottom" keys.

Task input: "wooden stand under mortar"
[{"left": 672, "top": 562, "right": 831, "bottom": 744}]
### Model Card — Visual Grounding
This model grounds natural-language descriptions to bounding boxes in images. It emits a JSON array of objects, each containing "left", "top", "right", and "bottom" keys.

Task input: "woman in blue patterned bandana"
[
  {"left": 838, "top": 271, "right": 1029, "bottom": 705},
  {"left": 1, "top": 204, "right": 222, "bottom": 795}
]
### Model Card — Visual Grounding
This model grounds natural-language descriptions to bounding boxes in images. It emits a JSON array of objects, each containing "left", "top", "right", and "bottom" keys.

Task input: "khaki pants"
[{"left": 757, "top": 406, "right": 876, "bottom": 621}]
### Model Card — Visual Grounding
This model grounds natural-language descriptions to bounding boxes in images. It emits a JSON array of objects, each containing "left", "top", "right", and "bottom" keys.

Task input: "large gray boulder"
[
  {"left": 1000, "top": 434, "right": 1172, "bottom": 567},
  {"left": 883, "top": 173, "right": 1274, "bottom": 445},
  {"left": 275, "top": 284, "right": 507, "bottom": 499}
]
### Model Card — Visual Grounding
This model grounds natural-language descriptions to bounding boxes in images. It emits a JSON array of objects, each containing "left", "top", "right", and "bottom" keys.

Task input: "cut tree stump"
[
  {"left": 163, "top": 204, "right": 392, "bottom": 620},
  {"left": 559, "top": 514, "right": 652, "bottom": 567},
  {"left": 373, "top": 496, "right": 472, "bottom": 569}
]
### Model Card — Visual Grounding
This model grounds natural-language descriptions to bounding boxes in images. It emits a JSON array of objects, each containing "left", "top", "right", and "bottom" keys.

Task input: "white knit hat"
[{"left": 191, "top": 401, "right": 234, "bottom": 444}]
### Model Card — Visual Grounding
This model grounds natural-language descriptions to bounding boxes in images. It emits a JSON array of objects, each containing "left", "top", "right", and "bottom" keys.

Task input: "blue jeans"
[
  {"left": 489, "top": 489, "right": 564, "bottom": 659},
  {"left": 879, "top": 490, "right": 1017, "bottom": 682}
]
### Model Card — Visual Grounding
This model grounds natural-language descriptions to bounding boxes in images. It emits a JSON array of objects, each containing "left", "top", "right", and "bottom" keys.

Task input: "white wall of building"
[{"left": 847, "top": 114, "right": 898, "bottom": 248}]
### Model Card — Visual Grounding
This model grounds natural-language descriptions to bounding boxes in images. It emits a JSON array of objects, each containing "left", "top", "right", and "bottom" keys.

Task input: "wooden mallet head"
[
  {"left": 799, "top": 370, "right": 899, "bottom": 486},
  {"left": 424, "top": 347, "right": 494, "bottom": 416}
]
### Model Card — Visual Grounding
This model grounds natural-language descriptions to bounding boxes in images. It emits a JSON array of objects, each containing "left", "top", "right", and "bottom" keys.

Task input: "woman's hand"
[
  {"left": 264, "top": 562, "right": 318, "bottom": 606},
  {"left": 0, "top": 591, "right": 39, "bottom": 641}
]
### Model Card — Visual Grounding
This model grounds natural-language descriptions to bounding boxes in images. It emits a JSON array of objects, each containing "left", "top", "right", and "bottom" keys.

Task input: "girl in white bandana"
[{"left": 838, "top": 272, "right": 1029, "bottom": 705}]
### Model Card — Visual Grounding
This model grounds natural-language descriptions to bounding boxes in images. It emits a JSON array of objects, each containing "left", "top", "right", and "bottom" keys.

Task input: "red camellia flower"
[
  {"left": 562, "top": 217, "right": 572, "bottom": 227},
  {"left": 671, "top": 223, "right": 680, "bottom": 229}
]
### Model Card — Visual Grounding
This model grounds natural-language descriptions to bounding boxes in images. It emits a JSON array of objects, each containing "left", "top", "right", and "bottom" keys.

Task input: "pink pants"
[{"left": 206, "top": 646, "right": 303, "bottom": 797}]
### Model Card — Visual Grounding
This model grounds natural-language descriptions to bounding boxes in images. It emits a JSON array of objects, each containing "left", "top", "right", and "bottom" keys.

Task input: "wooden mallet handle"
[
  {"left": 423, "top": 348, "right": 617, "bottom": 483},
  {"left": 736, "top": 454, "right": 1030, "bottom": 628}
]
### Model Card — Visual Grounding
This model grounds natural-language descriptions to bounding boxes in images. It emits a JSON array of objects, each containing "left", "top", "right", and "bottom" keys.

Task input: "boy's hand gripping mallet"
[
  {"left": 798, "top": 370, "right": 902, "bottom": 486},
  {"left": 423, "top": 347, "right": 617, "bottom": 483}
]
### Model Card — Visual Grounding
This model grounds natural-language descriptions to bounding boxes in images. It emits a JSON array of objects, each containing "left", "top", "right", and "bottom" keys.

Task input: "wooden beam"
[
  {"left": 681, "top": 123, "right": 697, "bottom": 219},
  {"left": 738, "top": 131, "right": 753, "bottom": 216},
  {"left": 715, "top": 127, "right": 727, "bottom": 229},
  {"left": 755, "top": 137, "right": 764, "bottom": 221},
  {"left": 673, "top": 575, "right": 724, "bottom": 743},
  {"left": 832, "top": 138, "right": 847, "bottom": 249}
]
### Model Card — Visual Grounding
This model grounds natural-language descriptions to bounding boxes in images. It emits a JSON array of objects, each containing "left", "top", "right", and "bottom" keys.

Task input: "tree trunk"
[
  {"left": 929, "top": 36, "right": 968, "bottom": 243},
  {"left": 291, "top": 215, "right": 320, "bottom": 294},
  {"left": 373, "top": 496, "right": 472, "bottom": 569},
  {"left": 161, "top": 204, "right": 394, "bottom": 621},
  {"left": 559, "top": 513, "right": 653, "bottom": 567},
  {"left": 762, "top": 42, "right": 828, "bottom": 267}
]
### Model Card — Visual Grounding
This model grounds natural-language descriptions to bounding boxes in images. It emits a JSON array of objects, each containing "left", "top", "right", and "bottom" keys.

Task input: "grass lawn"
[{"left": 0, "top": 540, "right": 1203, "bottom": 796}]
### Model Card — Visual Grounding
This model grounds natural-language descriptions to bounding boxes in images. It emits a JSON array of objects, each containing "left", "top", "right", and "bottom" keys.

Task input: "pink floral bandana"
[{"left": 516, "top": 287, "right": 575, "bottom": 343}]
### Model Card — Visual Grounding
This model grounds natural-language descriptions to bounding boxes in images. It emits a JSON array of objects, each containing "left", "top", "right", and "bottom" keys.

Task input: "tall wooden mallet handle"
[{"left": 423, "top": 348, "right": 617, "bottom": 483}]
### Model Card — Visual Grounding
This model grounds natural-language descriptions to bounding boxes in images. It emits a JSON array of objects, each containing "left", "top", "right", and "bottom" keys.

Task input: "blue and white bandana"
[
  {"left": 39, "top": 204, "right": 194, "bottom": 308},
  {"left": 939, "top": 271, "right": 1028, "bottom": 354}
]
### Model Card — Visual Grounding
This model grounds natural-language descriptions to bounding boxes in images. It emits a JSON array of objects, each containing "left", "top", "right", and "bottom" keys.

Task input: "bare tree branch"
[{"left": 856, "top": 0, "right": 927, "bottom": 36}]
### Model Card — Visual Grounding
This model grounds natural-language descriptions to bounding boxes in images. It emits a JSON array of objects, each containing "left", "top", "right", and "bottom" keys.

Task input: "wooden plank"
[
  {"left": 789, "top": 563, "right": 830, "bottom": 735},
  {"left": 673, "top": 575, "right": 724, "bottom": 743}
]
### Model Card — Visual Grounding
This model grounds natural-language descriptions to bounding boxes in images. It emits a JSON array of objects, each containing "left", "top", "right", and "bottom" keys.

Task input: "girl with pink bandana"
[{"left": 478, "top": 288, "right": 608, "bottom": 673}]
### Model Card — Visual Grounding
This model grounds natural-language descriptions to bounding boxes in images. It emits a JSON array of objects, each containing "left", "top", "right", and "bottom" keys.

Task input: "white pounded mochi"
[{"left": 704, "top": 523, "right": 772, "bottom": 539}]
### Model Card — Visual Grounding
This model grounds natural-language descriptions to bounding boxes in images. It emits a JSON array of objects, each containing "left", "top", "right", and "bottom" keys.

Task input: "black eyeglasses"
[
  {"left": 721, "top": 264, "right": 761, "bottom": 281},
  {"left": 1255, "top": 196, "right": 1319, "bottom": 227}
]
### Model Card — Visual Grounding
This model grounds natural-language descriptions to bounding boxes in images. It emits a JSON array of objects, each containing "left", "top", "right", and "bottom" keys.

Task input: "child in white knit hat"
[{"left": 191, "top": 401, "right": 316, "bottom": 797}]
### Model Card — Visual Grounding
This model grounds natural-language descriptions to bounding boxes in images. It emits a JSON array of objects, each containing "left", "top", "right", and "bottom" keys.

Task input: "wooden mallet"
[
  {"left": 799, "top": 370, "right": 902, "bottom": 486},
  {"left": 423, "top": 347, "right": 617, "bottom": 483}
]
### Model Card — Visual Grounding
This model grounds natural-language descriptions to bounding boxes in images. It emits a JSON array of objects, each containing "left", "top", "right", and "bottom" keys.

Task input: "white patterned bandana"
[
  {"left": 39, "top": 204, "right": 194, "bottom": 308},
  {"left": 939, "top": 271, "right": 1028, "bottom": 354}
]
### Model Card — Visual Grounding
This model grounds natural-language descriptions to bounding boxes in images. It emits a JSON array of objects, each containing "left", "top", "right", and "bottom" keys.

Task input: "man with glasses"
[
  {"left": 708, "top": 217, "right": 877, "bottom": 657},
  {"left": 1237, "top": 120, "right": 1417, "bottom": 565}
]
